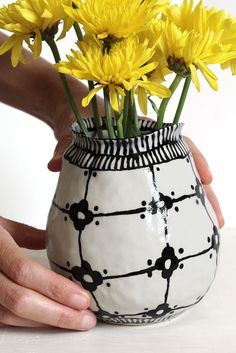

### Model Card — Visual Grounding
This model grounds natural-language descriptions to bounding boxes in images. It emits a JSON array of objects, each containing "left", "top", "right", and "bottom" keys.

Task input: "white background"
[{"left": 0, "top": 0, "right": 236, "bottom": 229}]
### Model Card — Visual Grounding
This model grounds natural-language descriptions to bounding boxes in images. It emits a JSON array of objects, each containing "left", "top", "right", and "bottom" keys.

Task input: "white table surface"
[{"left": 0, "top": 227, "right": 236, "bottom": 353}]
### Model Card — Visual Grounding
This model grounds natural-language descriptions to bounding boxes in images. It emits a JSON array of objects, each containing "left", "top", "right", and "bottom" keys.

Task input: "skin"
[{"left": 0, "top": 33, "right": 224, "bottom": 330}]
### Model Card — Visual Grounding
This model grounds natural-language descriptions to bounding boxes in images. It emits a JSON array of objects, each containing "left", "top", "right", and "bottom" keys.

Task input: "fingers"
[
  {"left": 0, "top": 225, "right": 96, "bottom": 330},
  {"left": 183, "top": 136, "right": 213, "bottom": 185},
  {"left": 0, "top": 217, "right": 45, "bottom": 250},
  {"left": 0, "top": 304, "right": 49, "bottom": 328},
  {"left": 204, "top": 185, "right": 225, "bottom": 229},
  {"left": 48, "top": 132, "right": 72, "bottom": 172},
  {"left": 184, "top": 136, "right": 224, "bottom": 228},
  {"left": 0, "top": 272, "right": 96, "bottom": 330},
  {"left": 0, "top": 225, "right": 91, "bottom": 311}
]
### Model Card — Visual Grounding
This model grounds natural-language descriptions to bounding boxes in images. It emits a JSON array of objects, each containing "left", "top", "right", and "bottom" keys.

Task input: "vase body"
[{"left": 46, "top": 119, "right": 219, "bottom": 325}]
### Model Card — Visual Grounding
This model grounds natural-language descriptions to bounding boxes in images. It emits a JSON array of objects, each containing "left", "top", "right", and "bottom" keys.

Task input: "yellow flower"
[
  {"left": 138, "top": 18, "right": 170, "bottom": 83},
  {"left": 219, "top": 17, "right": 236, "bottom": 74},
  {"left": 64, "top": 0, "right": 170, "bottom": 41},
  {"left": 222, "top": 56, "right": 236, "bottom": 75},
  {"left": 157, "top": 0, "right": 236, "bottom": 90},
  {"left": 165, "top": 0, "right": 230, "bottom": 34},
  {"left": 55, "top": 36, "right": 170, "bottom": 114},
  {"left": 0, "top": 0, "right": 73, "bottom": 67}
]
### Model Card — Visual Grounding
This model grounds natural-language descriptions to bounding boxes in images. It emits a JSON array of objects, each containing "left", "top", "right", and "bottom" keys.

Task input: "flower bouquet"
[{"left": 1, "top": 0, "right": 235, "bottom": 325}]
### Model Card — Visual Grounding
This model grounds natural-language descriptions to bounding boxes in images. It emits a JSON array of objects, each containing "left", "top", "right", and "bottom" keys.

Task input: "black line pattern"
[
  {"left": 47, "top": 120, "right": 220, "bottom": 325},
  {"left": 64, "top": 119, "right": 189, "bottom": 170}
]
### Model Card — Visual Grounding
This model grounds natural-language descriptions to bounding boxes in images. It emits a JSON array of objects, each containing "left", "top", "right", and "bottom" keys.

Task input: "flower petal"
[
  {"left": 82, "top": 85, "right": 105, "bottom": 107},
  {"left": 138, "top": 62, "right": 159, "bottom": 76},
  {"left": 0, "top": 35, "right": 18, "bottom": 56},
  {"left": 11, "top": 39, "right": 24, "bottom": 67},
  {"left": 196, "top": 60, "right": 218, "bottom": 91},
  {"left": 109, "top": 84, "right": 119, "bottom": 111},
  {"left": 116, "top": 86, "right": 125, "bottom": 96},
  {"left": 139, "top": 81, "right": 170, "bottom": 98},
  {"left": 97, "top": 32, "right": 108, "bottom": 39},
  {"left": 19, "top": 9, "right": 39, "bottom": 24},
  {"left": 54, "top": 63, "right": 72, "bottom": 75},
  {"left": 32, "top": 30, "right": 42, "bottom": 58},
  {"left": 189, "top": 64, "right": 200, "bottom": 92},
  {"left": 41, "top": 9, "right": 53, "bottom": 19},
  {"left": 137, "top": 86, "right": 148, "bottom": 116}
]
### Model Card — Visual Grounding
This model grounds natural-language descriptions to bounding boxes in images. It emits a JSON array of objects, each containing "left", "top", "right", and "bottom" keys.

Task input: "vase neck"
[{"left": 64, "top": 119, "right": 189, "bottom": 171}]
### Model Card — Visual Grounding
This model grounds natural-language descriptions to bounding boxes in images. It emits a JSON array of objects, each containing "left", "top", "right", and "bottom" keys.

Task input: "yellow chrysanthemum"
[
  {"left": 219, "top": 17, "right": 236, "bottom": 74},
  {"left": 138, "top": 18, "right": 170, "bottom": 83},
  {"left": 149, "top": 0, "right": 236, "bottom": 91},
  {"left": 0, "top": 0, "right": 73, "bottom": 67},
  {"left": 56, "top": 37, "right": 170, "bottom": 114},
  {"left": 222, "top": 55, "right": 236, "bottom": 75},
  {"left": 64, "top": 0, "right": 170, "bottom": 41},
  {"left": 165, "top": 0, "right": 232, "bottom": 35}
]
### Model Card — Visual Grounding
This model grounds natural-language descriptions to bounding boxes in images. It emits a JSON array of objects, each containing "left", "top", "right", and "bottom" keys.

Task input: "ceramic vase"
[{"left": 46, "top": 118, "right": 220, "bottom": 325}]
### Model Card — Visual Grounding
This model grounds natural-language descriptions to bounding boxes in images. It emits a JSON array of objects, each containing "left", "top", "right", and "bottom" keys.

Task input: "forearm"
[{"left": 0, "top": 33, "right": 98, "bottom": 139}]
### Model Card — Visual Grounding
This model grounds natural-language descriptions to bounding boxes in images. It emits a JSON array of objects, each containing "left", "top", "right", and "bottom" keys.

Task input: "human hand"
[
  {"left": 48, "top": 127, "right": 72, "bottom": 172},
  {"left": 184, "top": 137, "right": 224, "bottom": 228},
  {"left": 48, "top": 130, "right": 224, "bottom": 229},
  {"left": 0, "top": 217, "right": 96, "bottom": 329}
]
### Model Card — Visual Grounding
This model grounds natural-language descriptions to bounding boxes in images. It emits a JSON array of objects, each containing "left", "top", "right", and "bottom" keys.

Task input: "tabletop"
[{"left": 0, "top": 227, "right": 236, "bottom": 353}]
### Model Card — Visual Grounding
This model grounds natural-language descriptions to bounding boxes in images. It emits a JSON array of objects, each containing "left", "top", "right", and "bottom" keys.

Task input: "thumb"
[
  {"left": 0, "top": 217, "right": 46, "bottom": 250},
  {"left": 48, "top": 131, "right": 72, "bottom": 172},
  {"left": 183, "top": 136, "right": 213, "bottom": 185}
]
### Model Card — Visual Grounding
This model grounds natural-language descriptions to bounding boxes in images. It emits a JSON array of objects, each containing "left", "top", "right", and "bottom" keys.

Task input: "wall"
[{"left": 0, "top": 0, "right": 236, "bottom": 229}]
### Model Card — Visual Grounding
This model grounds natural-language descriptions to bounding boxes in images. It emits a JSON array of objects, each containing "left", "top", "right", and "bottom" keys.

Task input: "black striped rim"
[{"left": 64, "top": 118, "right": 190, "bottom": 171}]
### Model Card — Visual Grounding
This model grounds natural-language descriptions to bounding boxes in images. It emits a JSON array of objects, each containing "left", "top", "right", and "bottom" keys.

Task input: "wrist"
[{"left": 51, "top": 76, "right": 104, "bottom": 140}]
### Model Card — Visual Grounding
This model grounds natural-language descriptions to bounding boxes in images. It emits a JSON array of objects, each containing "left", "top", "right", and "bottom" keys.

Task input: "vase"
[{"left": 46, "top": 118, "right": 220, "bottom": 325}]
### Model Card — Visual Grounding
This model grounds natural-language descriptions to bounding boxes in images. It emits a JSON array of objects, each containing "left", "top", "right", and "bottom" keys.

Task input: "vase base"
[{"left": 95, "top": 307, "right": 188, "bottom": 326}]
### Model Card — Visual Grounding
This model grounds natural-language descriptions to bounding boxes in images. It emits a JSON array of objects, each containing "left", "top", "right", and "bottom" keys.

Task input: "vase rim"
[
  {"left": 64, "top": 118, "right": 188, "bottom": 171},
  {"left": 71, "top": 118, "right": 184, "bottom": 142}
]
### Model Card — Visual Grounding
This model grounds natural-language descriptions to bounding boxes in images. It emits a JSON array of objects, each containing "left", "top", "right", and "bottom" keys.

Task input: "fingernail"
[
  {"left": 80, "top": 312, "right": 97, "bottom": 330},
  {"left": 71, "top": 293, "right": 90, "bottom": 309}
]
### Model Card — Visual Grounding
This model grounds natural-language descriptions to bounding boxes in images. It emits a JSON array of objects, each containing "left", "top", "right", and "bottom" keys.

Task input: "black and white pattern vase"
[{"left": 46, "top": 118, "right": 220, "bottom": 325}]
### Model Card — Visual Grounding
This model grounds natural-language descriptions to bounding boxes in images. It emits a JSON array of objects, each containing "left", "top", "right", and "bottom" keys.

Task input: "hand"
[
  {"left": 0, "top": 217, "right": 96, "bottom": 329},
  {"left": 48, "top": 127, "right": 72, "bottom": 172},
  {"left": 184, "top": 137, "right": 224, "bottom": 228},
  {"left": 48, "top": 130, "right": 224, "bottom": 229}
]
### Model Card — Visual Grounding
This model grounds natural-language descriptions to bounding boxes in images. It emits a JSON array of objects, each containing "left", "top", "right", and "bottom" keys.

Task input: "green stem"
[
  {"left": 115, "top": 111, "right": 124, "bottom": 139},
  {"left": 103, "top": 88, "right": 116, "bottom": 139},
  {"left": 173, "top": 76, "right": 191, "bottom": 125},
  {"left": 131, "top": 101, "right": 141, "bottom": 137},
  {"left": 148, "top": 96, "right": 159, "bottom": 119},
  {"left": 88, "top": 81, "right": 104, "bottom": 138},
  {"left": 73, "top": 23, "right": 104, "bottom": 138},
  {"left": 46, "top": 37, "right": 88, "bottom": 136},
  {"left": 157, "top": 74, "right": 182, "bottom": 130},
  {"left": 73, "top": 22, "right": 83, "bottom": 41},
  {"left": 123, "top": 90, "right": 131, "bottom": 138},
  {"left": 127, "top": 101, "right": 133, "bottom": 138},
  {"left": 127, "top": 92, "right": 137, "bottom": 138},
  {"left": 114, "top": 93, "right": 124, "bottom": 139}
]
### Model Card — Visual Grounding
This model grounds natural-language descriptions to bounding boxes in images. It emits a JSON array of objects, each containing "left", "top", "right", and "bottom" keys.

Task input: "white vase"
[{"left": 46, "top": 118, "right": 219, "bottom": 325}]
